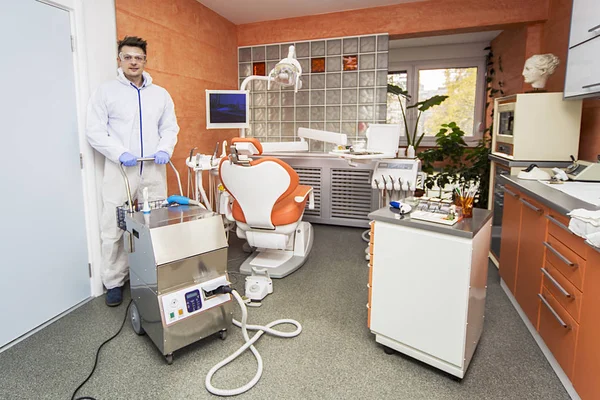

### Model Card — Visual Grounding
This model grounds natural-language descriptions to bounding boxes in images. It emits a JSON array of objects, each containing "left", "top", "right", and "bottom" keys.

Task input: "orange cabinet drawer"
[
  {"left": 544, "top": 235, "right": 586, "bottom": 291},
  {"left": 546, "top": 213, "right": 587, "bottom": 260},
  {"left": 538, "top": 287, "right": 579, "bottom": 379},
  {"left": 369, "top": 242, "right": 374, "bottom": 254},
  {"left": 368, "top": 261, "right": 373, "bottom": 286},
  {"left": 541, "top": 262, "right": 583, "bottom": 322}
]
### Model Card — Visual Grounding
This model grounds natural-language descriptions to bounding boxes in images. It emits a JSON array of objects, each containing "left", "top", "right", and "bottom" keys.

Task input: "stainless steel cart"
[{"left": 117, "top": 158, "right": 233, "bottom": 364}]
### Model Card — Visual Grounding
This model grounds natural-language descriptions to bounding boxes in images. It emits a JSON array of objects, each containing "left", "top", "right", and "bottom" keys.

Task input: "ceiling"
[
  {"left": 390, "top": 31, "right": 502, "bottom": 48},
  {"left": 197, "top": 0, "right": 427, "bottom": 25}
]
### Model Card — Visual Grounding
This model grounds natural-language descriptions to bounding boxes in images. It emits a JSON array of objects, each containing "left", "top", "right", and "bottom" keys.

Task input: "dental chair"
[{"left": 219, "top": 138, "right": 315, "bottom": 278}]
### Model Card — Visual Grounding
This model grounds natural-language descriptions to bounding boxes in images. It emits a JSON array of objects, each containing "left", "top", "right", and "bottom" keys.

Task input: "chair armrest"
[{"left": 294, "top": 185, "right": 314, "bottom": 210}]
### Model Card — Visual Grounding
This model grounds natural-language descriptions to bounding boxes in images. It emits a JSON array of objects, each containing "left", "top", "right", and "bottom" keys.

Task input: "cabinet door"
[
  {"left": 565, "top": 37, "right": 600, "bottom": 99},
  {"left": 515, "top": 196, "right": 547, "bottom": 327},
  {"left": 499, "top": 185, "right": 521, "bottom": 294},
  {"left": 569, "top": 0, "right": 600, "bottom": 48},
  {"left": 573, "top": 245, "right": 600, "bottom": 400}
]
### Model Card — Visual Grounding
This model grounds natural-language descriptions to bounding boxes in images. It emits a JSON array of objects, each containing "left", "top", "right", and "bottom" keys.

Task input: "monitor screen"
[{"left": 206, "top": 90, "right": 249, "bottom": 129}]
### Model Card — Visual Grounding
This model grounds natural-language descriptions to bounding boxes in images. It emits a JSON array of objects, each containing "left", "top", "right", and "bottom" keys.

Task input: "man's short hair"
[{"left": 118, "top": 36, "right": 147, "bottom": 54}]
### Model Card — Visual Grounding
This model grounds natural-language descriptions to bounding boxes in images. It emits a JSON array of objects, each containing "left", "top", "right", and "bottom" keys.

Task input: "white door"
[{"left": 0, "top": 1, "right": 90, "bottom": 348}]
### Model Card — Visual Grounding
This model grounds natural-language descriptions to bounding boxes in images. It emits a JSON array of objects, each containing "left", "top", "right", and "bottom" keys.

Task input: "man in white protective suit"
[{"left": 86, "top": 36, "right": 179, "bottom": 306}]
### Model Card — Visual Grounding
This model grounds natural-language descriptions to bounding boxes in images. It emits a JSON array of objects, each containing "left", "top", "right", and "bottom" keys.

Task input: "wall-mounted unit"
[{"left": 564, "top": 0, "right": 600, "bottom": 99}]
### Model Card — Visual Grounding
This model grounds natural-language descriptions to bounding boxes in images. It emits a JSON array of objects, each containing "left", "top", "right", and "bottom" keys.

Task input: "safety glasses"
[{"left": 119, "top": 52, "right": 146, "bottom": 63}]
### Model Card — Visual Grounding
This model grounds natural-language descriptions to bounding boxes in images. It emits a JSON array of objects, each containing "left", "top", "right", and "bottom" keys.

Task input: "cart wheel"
[
  {"left": 219, "top": 329, "right": 227, "bottom": 340},
  {"left": 130, "top": 302, "right": 145, "bottom": 335},
  {"left": 165, "top": 353, "right": 173, "bottom": 365},
  {"left": 383, "top": 346, "right": 395, "bottom": 355}
]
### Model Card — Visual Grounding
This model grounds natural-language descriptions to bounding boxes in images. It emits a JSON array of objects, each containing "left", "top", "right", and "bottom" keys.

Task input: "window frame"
[{"left": 388, "top": 56, "right": 487, "bottom": 147}]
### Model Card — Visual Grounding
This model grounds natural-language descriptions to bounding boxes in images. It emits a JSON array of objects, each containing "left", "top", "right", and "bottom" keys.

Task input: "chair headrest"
[{"left": 231, "top": 137, "right": 263, "bottom": 155}]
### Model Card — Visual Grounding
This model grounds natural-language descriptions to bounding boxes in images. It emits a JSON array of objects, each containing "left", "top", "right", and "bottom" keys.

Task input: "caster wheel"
[
  {"left": 130, "top": 302, "right": 145, "bottom": 335},
  {"left": 219, "top": 329, "right": 227, "bottom": 340},
  {"left": 383, "top": 346, "right": 395, "bottom": 355},
  {"left": 165, "top": 353, "right": 173, "bottom": 365}
]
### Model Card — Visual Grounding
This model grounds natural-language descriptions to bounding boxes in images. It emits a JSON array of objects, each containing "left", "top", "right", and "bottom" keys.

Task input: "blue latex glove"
[
  {"left": 119, "top": 152, "right": 137, "bottom": 167},
  {"left": 153, "top": 151, "right": 170, "bottom": 165}
]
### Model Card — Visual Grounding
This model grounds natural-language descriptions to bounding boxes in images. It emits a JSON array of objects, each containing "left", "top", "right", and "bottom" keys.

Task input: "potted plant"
[
  {"left": 387, "top": 84, "right": 448, "bottom": 153},
  {"left": 418, "top": 122, "right": 491, "bottom": 208}
]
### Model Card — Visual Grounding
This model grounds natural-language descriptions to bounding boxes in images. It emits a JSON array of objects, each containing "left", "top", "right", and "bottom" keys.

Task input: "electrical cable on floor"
[
  {"left": 71, "top": 299, "right": 133, "bottom": 400},
  {"left": 205, "top": 288, "right": 302, "bottom": 396}
]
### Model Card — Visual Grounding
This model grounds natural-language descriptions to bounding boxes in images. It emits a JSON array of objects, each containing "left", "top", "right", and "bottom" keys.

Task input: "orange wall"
[
  {"left": 237, "top": 0, "right": 549, "bottom": 46},
  {"left": 115, "top": 0, "right": 239, "bottom": 193},
  {"left": 491, "top": 0, "right": 600, "bottom": 160}
]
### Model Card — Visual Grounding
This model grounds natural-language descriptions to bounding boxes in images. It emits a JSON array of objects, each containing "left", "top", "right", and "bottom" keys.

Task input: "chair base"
[{"left": 239, "top": 222, "right": 313, "bottom": 278}]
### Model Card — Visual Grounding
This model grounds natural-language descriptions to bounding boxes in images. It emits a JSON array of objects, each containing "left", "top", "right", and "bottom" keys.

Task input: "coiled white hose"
[{"left": 205, "top": 290, "right": 302, "bottom": 396}]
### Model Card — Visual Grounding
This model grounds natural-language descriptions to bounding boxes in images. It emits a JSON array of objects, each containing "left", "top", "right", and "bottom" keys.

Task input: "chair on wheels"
[{"left": 219, "top": 138, "right": 314, "bottom": 278}]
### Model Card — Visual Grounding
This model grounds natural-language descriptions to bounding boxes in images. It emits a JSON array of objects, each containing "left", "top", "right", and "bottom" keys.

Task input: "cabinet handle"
[
  {"left": 582, "top": 82, "right": 600, "bottom": 89},
  {"left": 504, "top": 187, "right": 519, "bottom": 198},
  {"left": 538, "top": 294, "right": 571, "bottom": 329},
  {"left": 546, "top": 215, "right": 574, "bottom": 235},
  {"left": 541, "top": 268, "right": 572, "bottom": 298},
  {"left": 520, "top": 198, "right": 543, "bottom": 214},
  {"left": 543, "top": 242, "right": 577, "bottom": 267},
  {"left": 588, "top": 23, "right": 600, "bottom": 33}
]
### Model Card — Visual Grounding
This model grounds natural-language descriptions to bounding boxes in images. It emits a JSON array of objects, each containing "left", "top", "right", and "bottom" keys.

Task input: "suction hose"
[{"left": 205, "top": 289, "right": 302, "bottom": 396}]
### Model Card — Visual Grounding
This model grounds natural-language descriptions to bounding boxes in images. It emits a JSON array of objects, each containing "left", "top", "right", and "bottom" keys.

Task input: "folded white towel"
[
  {"left": 568, "top": 213, "right": 600, "bottom": 249},
  {"left": 586, "top": 232, "right": 600, "bottom": 248},
  {"left": 568, "top": 208, "right": 600, "bottom": 227},
  {"left": 569, "top": 218, "right": 599, "bottom": 237}
]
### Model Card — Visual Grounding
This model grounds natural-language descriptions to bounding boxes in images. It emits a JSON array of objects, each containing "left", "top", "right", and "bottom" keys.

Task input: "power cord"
[
  {"left": 205, "top": 286, "right": 302, "bottom": 396},
  {"left": 71, "top": 299, "right": 133, "bottom": 400}
]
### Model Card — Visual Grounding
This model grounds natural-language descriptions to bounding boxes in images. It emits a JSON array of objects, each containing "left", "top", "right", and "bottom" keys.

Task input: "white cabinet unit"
[
  {"left": 565, "top": 0, "right": 600, "bottom": 99},
  {"left": 569, "top": 0, "right": 600, "bottom": 48},
  {"left": 367, "top": 208, "right": 492, "bottom": 379}
]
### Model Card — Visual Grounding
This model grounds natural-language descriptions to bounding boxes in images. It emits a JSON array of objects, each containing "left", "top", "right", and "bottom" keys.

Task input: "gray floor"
[{"left": 0, "top": 224, "right": 570, "bottom": 400}]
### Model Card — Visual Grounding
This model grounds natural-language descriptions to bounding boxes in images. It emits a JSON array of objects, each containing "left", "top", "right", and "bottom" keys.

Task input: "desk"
[{"left": 367, "top": 207, "right": 492, "bottom": 379}]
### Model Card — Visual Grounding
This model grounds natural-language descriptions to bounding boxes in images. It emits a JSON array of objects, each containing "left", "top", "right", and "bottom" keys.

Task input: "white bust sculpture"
[{"left": 522, "top": 54, "right": 560, "bottom": 90}]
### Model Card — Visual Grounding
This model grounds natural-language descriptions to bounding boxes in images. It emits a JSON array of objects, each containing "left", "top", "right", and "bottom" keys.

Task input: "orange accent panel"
[
  {"left": 499, "top": 185, "right": 522, "bottom": 295},
  {"left": 547, "top": 212, "right": 588, "bottom": 260},
  {"left": 538, "top": 287, "right": 579, "bottom": 380},
  {"left": 231, "top": 137, "right": 264, "bottom": 155},
  {"left": 573, "top": 246, "right": 600, "bottom": 400},
  {"left": 545, "top": 234, "right": 586, "bottom": 292},
  {"left": 311, "top": 58, "right": 325, "bottom": 73},
  {"left": 514, "top": 195, "right": 547, "bottom": 328},
  {"left": 542, "top": 261, "right": 582, "bottom": 323},
  {"left": 343, "top": 55, "right": 358, "bottom": 71},
  {"left": 236, "top": 0, "right": 549, "bottom": 46}
]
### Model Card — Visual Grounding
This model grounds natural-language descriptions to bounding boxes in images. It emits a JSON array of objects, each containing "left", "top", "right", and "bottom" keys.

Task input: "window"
[{"left": 387, "top": 58, "right": 486, "bottom": 146}]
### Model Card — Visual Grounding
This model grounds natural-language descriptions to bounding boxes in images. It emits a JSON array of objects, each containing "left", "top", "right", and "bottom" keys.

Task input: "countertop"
[
  {"left": 499, "top": 175, "right": 600, "bottom": 216},
  {"left": 368, "top": 207, "right": 492, "bottom": 239}
]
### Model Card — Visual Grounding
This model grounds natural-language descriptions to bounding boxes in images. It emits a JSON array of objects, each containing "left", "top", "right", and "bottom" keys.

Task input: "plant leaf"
[
  {"left": 387, "top": 84, "right": 410, "bottom": 98},
  {"left": 407, "top": 95, "right": 449, "bottom": 112}
]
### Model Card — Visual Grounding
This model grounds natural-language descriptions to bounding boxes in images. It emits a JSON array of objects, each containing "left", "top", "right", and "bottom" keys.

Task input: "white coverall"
[{"left": 86, "top": 68, "right": 179, "bottom": 289}]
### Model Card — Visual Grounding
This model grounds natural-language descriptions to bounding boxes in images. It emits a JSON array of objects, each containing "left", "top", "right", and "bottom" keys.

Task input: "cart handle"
[{"left": 118, "top": 157, "right": 184, "bottom": 212}]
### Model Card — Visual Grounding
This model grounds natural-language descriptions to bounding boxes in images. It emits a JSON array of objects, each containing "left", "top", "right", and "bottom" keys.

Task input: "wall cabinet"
[
  {"left": 565, "top": 0, "right": 600, "bottom": 99},
  {"left": 573, "top": 245, "right": 600, "bottom": 400}
]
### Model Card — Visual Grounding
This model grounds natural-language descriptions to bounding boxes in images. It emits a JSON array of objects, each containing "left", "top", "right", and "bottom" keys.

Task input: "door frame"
[{"left": 36, "top": 0, "right": 118, "bottom": 296}]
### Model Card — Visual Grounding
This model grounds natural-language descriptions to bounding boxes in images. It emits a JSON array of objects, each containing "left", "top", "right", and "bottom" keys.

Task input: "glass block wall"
[{"left": 238, "top": 34, "right": 389, "bottom": 152}]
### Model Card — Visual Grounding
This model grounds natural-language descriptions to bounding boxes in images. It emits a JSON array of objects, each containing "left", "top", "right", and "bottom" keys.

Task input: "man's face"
[{"left": 118, "top": 45, "right": 146, "bottom": 80}]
